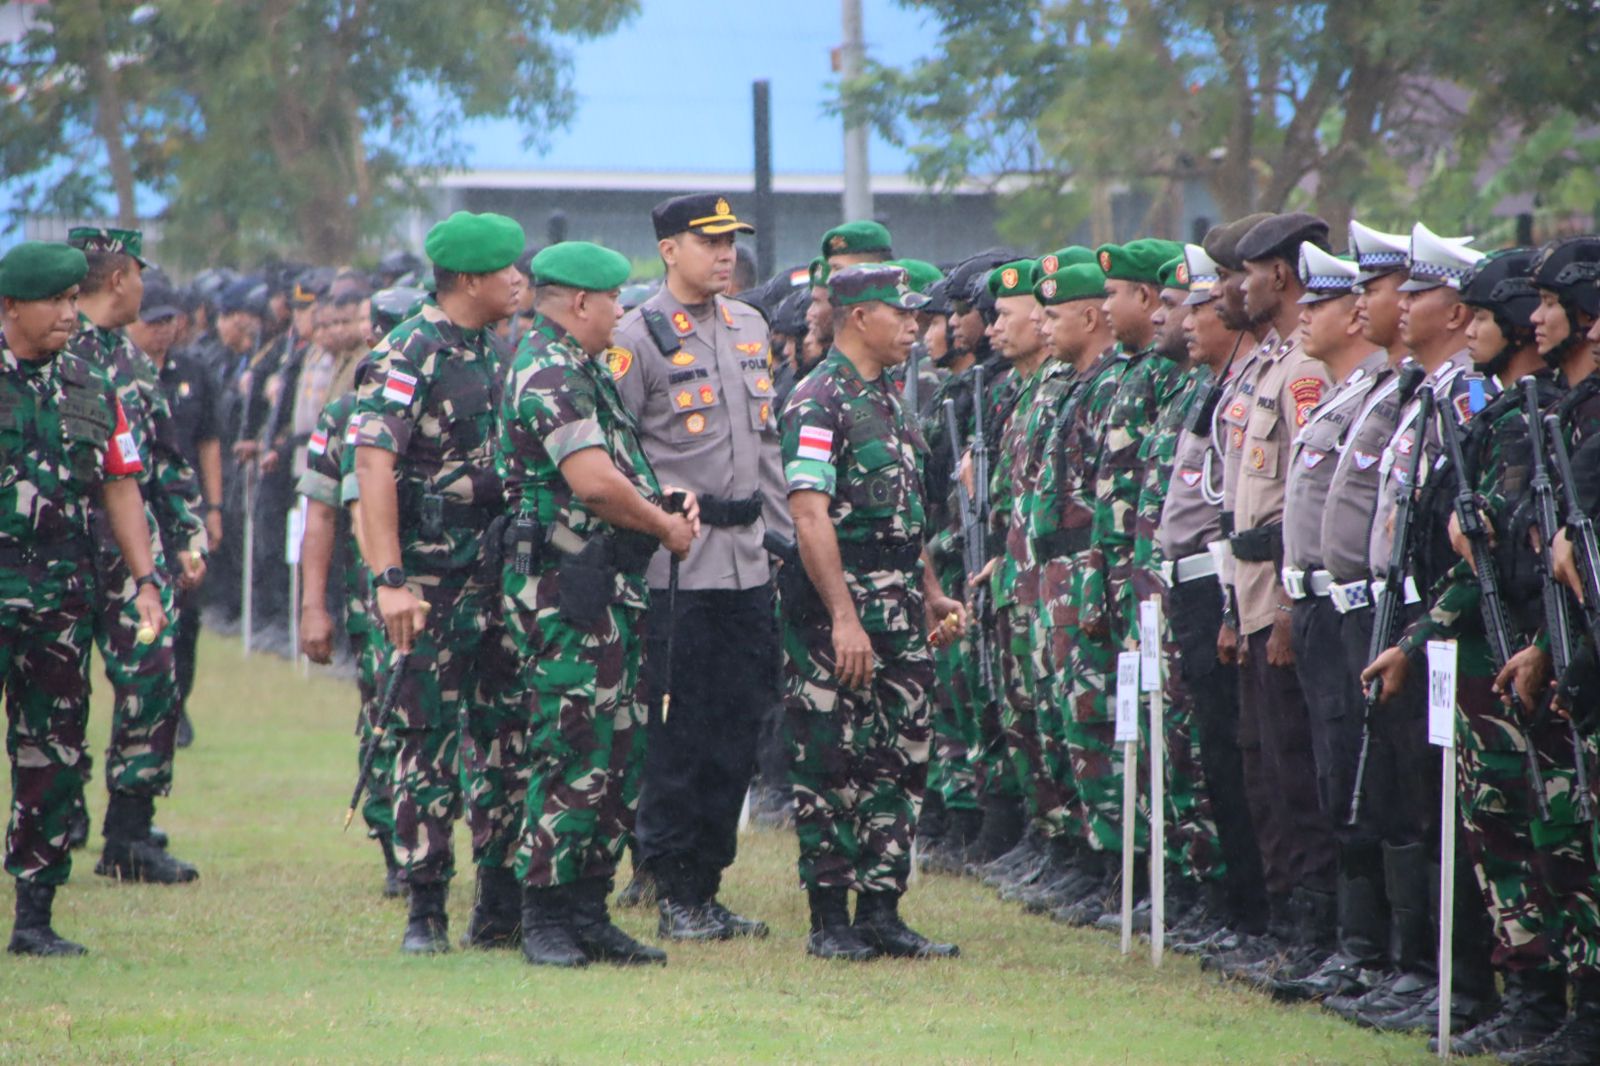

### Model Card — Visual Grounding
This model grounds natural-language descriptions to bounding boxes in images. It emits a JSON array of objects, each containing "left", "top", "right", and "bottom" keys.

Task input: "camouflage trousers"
[
  {"left": 507, "top": 600, "right": 646, "bottom": 889},
  {"left": 783, "top": 619, "right": 933, "bottom": 894},
  {"left": 348, "top": 585, "right": 395, "bottom": 837},
  {"left": 1457, "top": 672, "right": 1600, "bottom": 977},
  {"left": 998, "top": 603, "right": 1074, "bottom": 837},
  {"left": 2, "top": 582, "right": 94, "bottom": 885},
  {"left": 928, "top": 632, "right": 981, "bottom": 814},
  {"left": 381, "top": 578, "right": 516, "bottom": 886},
  {"left": 89, "top": 512, "right": 180, "bottom": 798}
]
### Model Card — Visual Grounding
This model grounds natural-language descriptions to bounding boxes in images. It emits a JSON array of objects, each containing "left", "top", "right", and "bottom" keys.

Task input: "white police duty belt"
[
  {"left": 1159, "top": 551, "right": 1219, "bottom": 588},
  {"left": 1328, "top": 575, "right": 1420, "bottom": 614},
  {"left": 1280, "top": 566, "right": 1333, "bottom": 601}
]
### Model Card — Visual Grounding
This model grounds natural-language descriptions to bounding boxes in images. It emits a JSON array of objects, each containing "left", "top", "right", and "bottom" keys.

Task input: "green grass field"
[{"left": 0, "top": 633, "right": 1465, "bottom": 1064}]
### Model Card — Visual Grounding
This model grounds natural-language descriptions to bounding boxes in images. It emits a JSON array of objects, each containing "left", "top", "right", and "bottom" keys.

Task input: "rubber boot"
[
  {"left": 1334, "top": 842, "right": 1432, "bottom": 1023},
  {"left": 520, "top": 884, "right": 588, "bottom": 968},
  {"left": 1277, "top": 847, "right": 1386, "bottom": 1002},
  {"left": 695, "top": 862, "right": 767, "bottom": 939},
  {"left": 95, "top": 793, "right": 199, "bottom": 884},
  {"left": 375, "top": 832, "right": 405, "bottom": 899},
  {"left": 1437, "top": 968, "right": 1566, "bottom": 1058},
  {"left": 1502, "top": 975, "right": 1600, "bottom": 1065},
  {"left": 854, "top": 889, "right": 959, "bottom": 959},
  {"left": 806, "top": 887, "right": 876, "bottom": 961},
  {"left": 6, "top": 881, "right": 86, "bottom": 957},
  {"left": 460, "top": 866, "right": 520, "bottom": 949},
  {"left": 400, "top": 881, "right": 449, "bottom": 954},
  {"left": 570, "top": 878, "right": 665, "bottom": 965},
  {"left": 655, "top": 854, "right": 730, "bottom": 941}
]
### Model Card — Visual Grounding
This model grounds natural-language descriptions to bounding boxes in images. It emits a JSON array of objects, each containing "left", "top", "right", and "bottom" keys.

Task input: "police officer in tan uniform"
[
  {"left": 1213, "top": 213, "right": 1334, "bottom": 978},
  {"left": 612, "top": 193, "right": 791, "bottom": 942}
]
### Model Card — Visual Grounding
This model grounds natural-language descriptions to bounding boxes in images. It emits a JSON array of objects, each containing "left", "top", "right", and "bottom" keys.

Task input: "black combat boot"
[
  {"left": 1435, "top": 968, "right": 1566, "bottom": 1058},
  {"left": 6, "top": 881, "right": 86, "bottom": 957},
  {"left": 695, "top": 863, "right": 768, "bottom": 939},
  {"left": 1242, "top": 885, "right": 1335, "bottom": 988},
  {"left": 174, "top": 707, "right": 195, "bottom": 749},
  {"left": 918, "top": 791, "right": 949, "bottom": 852},
  {"left": 975, "top": 824, "right": 1045, "bottom": 887},
  {"left": 66, "top": 803, "right": 89, "bottom": 851},
  {"left": 806, "top": 887, "right": 877, "bottom": 961},
  {"left": 95, "top": 794, "right": 198, "bottom": 884},
  {"left": 616, "top": 868, "right": 657, "bottom": 909},
  {"left": 460, "top": 866, "right": 520, "bottom": 949},
  {"left": 962, "top": 793, "right": 1024, "bottom": 870},
  {"left": 1277, "top": 845, "right": 1389, "bottom": 1002},
  {"left": 853, "top": 890, "right": 959, "bottom": 958},
  {"left": 1329, "top": 842, "right": 1432, "bottom": 1022},
  {"left": 922, "top": 806, "right": 983, "bottom": 875},
  {"left": 570, "top": 879, "right": 666, "bottom": 965},
  {"left": 1502, "top": 975, "right": 1600, "bottom": 1065},
  {"left": 520, "top": 885, "right": 588, "bottom": 968},
  {"left": 399, "top": 881, "right": 449, "bottom": 954},
  {"left": 655, "top": 855, "right": 730, "bottom": 942},
  {"left": 375, "top": 832, "right": 404, "bottom": 899}
]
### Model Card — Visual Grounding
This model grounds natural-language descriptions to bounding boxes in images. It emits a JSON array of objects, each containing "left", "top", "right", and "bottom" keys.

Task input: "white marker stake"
[
  {"left": 1140, "top": 597, "right": 1166, "bottom": 966},
  {"left": 241, "top": 462, "right": 255, "bottom": 658},
  {"left": 1115, "top": 651, "right": 1141, "bottom": 956},
  {"left": 286, "top": 502, "right": 307, "bottom": 677},
  {"left": 1427, "top": 639, "right": 1458, "bottom": 1060}
]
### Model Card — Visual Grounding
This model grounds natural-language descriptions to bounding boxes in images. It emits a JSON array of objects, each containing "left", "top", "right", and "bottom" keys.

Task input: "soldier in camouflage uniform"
[
  {"left": 0, "top": 241, "right": 167, "bottom": 955},
  {"left": 352, "top": 212, "right": 523, "bottom": 954},
  {"left": 66, "top": 228, "right": 207, "bottom": 885},
  {"left": 779, "top": 264, "right": 965, "bottom": 961},
  {"left": 495, "top": 241, "right": 695, "bottom": 968}
]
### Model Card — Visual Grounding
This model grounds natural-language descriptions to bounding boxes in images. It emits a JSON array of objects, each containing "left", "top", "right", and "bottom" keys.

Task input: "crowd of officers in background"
[{"left": 7, "top": 192, "right": 1600, "bottom": 1065}]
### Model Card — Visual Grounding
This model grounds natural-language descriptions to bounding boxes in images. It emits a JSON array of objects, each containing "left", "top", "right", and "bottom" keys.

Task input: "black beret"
[
  {"left": 1236, "top": 212, "right": 1331, "bottom": 265},
  {"left": 1202, "top": 213, "right": 1274, "bottom": 271}
]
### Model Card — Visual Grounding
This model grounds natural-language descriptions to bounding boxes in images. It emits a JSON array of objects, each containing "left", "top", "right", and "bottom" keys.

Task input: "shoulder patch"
[
  {"left": 607, "top": 347, "right": 634, "bottom": 380},
  {"left": 1290, "top": 376, "right": 1323, "bottom": 427},
  {"left": 736, "top": 341, "right": 764, "bottom": 356}
]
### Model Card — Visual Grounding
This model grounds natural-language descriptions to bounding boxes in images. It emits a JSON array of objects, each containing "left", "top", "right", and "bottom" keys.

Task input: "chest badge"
[
  {"left": 1303, "top": 451, "right": 1325, "bottom": 468},
  {"left": 1250, "top": 445, "right": 1266, "bottom": 470},
  {"left": 685, "top": 412, "right": 707, "bottom": 434},
  {"left": 670, "top": 351, "right": 696, "bottom": 367},
  {"left": 1231, "top": 426, "right": 1245, "bottom": 450},
  {"left": 698, "top": 385, "right": 716, "bottom": 405},
  {"left": 675, "top": 390, "right": 693, "bottom": 409}
]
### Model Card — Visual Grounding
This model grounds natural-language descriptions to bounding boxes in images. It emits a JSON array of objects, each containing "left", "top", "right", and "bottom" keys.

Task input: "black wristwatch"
[
  {"left": 378, "top": 566, "right": 407, "bottom": 589},
  {"left": 133, "top": 572, "right": 164, "bottom": 594}
]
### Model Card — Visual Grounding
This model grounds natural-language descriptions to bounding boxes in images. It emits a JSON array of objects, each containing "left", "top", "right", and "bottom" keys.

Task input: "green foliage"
[
  {"left": 0, "top": 633, "right": 1447, "bottom": 1064},
  {"left": 3, "top": 0, "right": 638, "bottom": 265}
]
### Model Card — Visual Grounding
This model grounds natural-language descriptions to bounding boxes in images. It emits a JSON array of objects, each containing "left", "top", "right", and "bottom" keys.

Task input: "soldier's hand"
[
  {"left": 233, "top": 440, "right": 260, "bottom": 463},
  {"left": 377, "top": 585, "right": 429, "bottom": 654},
  {"left": 1554, "top": 529, "right": 1582, "bottom": 602},
  {"left": 176, "top": 551, "right": 206, "bottom": 591},
  {"left": 925, "top": 595, "right": 967, "bottom": 649},
  {"left": 1217, "top": 622, "right": 1238, "bottom": 665},
  {"left": 134, "top": 584, "right": 167, "bottom": 639},
  {"left": 205, "top": 510, "right": 224, "bottom": 550},
  {"left": 1266, "top": 610, "right": 1295, "bottom": 667},
  {"left": 1495, "top": 644, "right": 1551, "bottom": 714},
  {"left": 831, "top": 614, "right": 876, "bottom": 690},
  {"left": 300, "top": 604, "right": 334, "bottom": 664},
  {"left": 1361, "top": 646, "right": 1409, "bottom": 704},
  {"left": 662, "top": 487, "right": 702, "bottom": 538},
  {"left": 958, "top": 450, "right": 975, "bottom": 495},
  {"left": 659, "top": 514, "right": 696, "bottom": 560},
  {"left": 968, "top": 555, "right": 997, "bottom": 589},
  {"left": 261, "top": 449, "right": 280, "bottom": 474}
]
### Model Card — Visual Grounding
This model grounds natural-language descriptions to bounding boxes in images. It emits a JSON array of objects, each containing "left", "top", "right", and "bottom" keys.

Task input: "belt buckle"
[
  {"left": 1159, "top": 560, "right": 1174, "bottom": 586},
  {"left": 1282, "top": 567, "right": 1306, "bottom": 600}
]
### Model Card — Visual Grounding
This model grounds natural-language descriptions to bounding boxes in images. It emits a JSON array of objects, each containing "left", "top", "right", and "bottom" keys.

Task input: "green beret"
[
  {"left": 887, "top": 258, "right": 943, "bottom": 294},
  {"left": 987, "top": 259, "right": 1039, "bottom": 299},
  {"left": 1157, "top": 256, "right": 1188, "bottom": 291},
  {"left": 0, "top": 242, "right": 89, "bottom": 301},
  {"left": 528, "top": 241, "right": 631, "bottom": 292},
  {"left": 424, "top": 211, "right": 527, "bottom": 275},
  {"left": 1034, "top": 263, "right": 1108, "bottom": 306},
  {"left": 828, "top": 264, "right": 930, "bottom": 310},
  {"left": 67, "top": 226, "right": 147, "bottom": 266},
  {"left": 1037, "top": 246, "right": 1095, "bottom": 275},
  {"left": 1097, "top": 239, "right": 1184, "bottom": 285},
  {"left": 822, "top": 220, "right": 892, "bottom": 258},
  {"left": 808, "top": 256, "right": 830, "bottom": 289}
]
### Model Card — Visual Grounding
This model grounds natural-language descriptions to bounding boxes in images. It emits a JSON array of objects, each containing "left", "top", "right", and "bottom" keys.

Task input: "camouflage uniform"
[
  {"left": 71, "top": 317, "right": 203, "bottom": 799},
  {"left": 1032, "top": 345, "right": 1130, "bottom": 851},
  {"left": 1, "top": 333, "right": 141, "bottom": 883},
  {"left": 779, "top": 348, "right": 934, "bottom": 894},
  {"left": 299, "top": 392, "right": 395, "bottom": 838},
  {"left": 351, "top": 298, "right": 513, "bottom": 887},
  {"left": 495, "top": 313, "right": 662, "bottom": 888}
]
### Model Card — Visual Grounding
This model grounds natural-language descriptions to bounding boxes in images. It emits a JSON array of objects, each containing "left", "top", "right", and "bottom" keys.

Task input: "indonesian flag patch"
[
  {"left": 383, "top": 369, "right": 418, "bottom": 405},
  {"left": 308, "top": 430, "right": 329, "bottom": 456},
  {"left": 796, "top": 425, "right": 834, "bottom": 463},
  {"left": 345, "top": 420, "right": 360, "bottom": 445}
]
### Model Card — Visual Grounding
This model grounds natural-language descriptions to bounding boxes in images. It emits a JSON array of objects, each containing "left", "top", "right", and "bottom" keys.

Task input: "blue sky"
[
  {"left": 451, "top": 0, "right": 940, "bottom": 175},
  {"left": 2, "top": 1, "right": 942, "bottom": 245}
]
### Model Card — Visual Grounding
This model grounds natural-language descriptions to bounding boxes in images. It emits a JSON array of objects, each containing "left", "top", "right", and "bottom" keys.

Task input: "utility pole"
[
  {"left": 752, "top": 79, "right": 775, "bottom": 279},
  {"left": 840, "top": 0, "right": 872, "bottom": 222}
]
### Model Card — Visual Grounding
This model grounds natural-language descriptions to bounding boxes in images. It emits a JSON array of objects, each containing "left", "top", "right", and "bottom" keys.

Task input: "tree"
[
  {"left": 841, "top": 0, "right": 1600, "bottom": 246},
  {"left": 2, "top": 0, "right": 637, "bottom": 265}
]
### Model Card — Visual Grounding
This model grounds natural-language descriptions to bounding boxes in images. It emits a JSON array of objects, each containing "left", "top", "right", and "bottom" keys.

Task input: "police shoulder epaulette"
[{"left": 640, "top": 308, "right": 681, "bottom": 358}]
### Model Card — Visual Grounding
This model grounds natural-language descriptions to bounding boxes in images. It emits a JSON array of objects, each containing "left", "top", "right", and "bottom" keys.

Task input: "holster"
[{"left": 557, "top": 537, "right": 616, "bottom": 628}]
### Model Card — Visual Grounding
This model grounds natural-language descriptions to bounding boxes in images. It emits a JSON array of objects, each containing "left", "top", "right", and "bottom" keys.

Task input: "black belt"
[
  {"left": 1219, "top": 510, "right": 1235, "bottom": 537},
  {"left": 698, "top": 492, "right": 762, "bottom": 528},
  {"left": 1033, "top": 526, "right": 1092, "bottom": 560},
  {"left": 838, "top": 540, "right": 921, "bottom": 574},
  {"left": 1229, "top": 521, "right": 1283, "bottom": 563}
]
